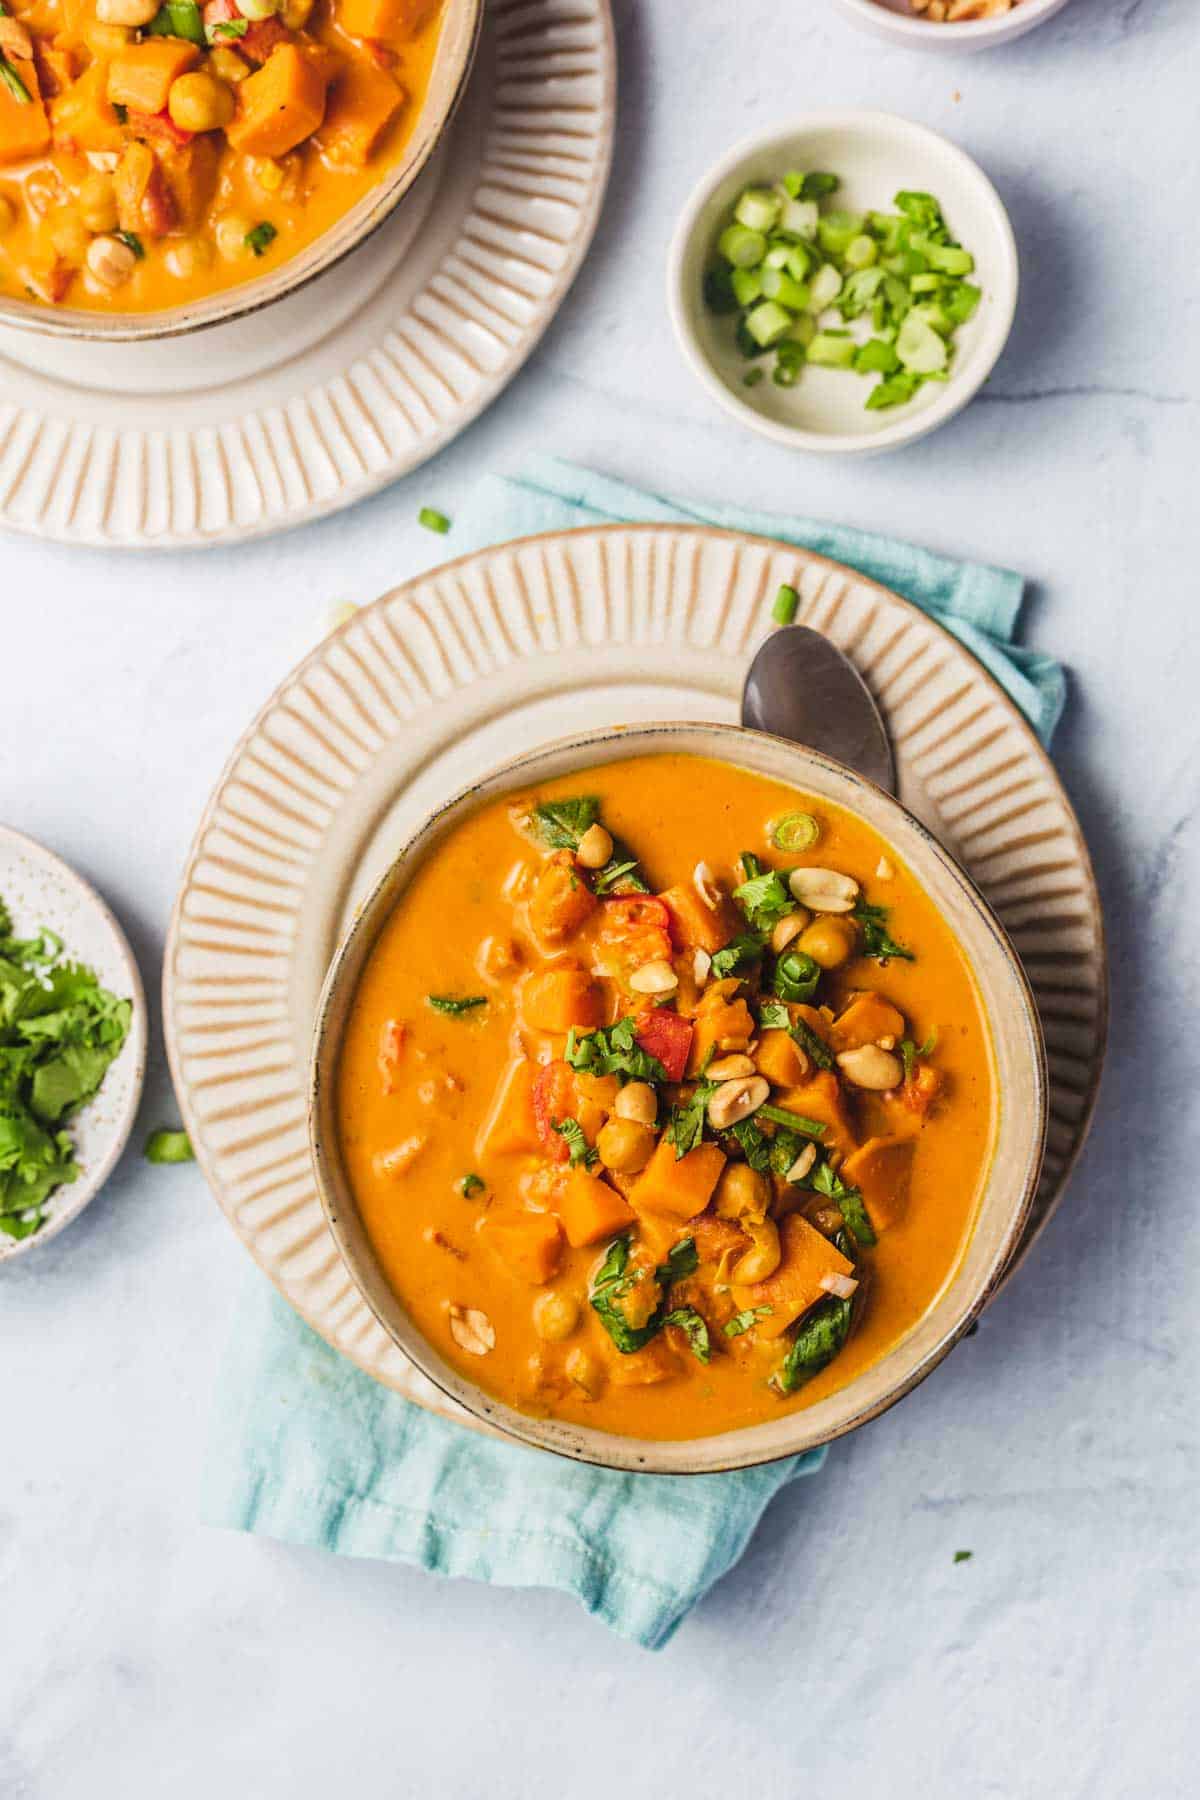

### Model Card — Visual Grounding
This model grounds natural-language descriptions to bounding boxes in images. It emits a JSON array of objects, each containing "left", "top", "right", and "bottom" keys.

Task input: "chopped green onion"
[
  {"left": 771, "top": 583, "right": 799, "bottom": 625},
  {"left": 742, "top": 368, "right": 764, "bottom": 389},
  {"left": 418, "top": 506, "right": 452, "bottom": 534},
  {"left": 717, "top": 222, "right": 767, "bottom": 269},
  {"left": 771, "top": 810, "right": 819, "bottom": 851},
  {"left": 145, "top": 1130, "right": 194, "bottom": 1165},
  {"left": 754, "top": 1102, "right": 826, "bottom": 1138},
  {"left": 733, "top": 187, "right": 781, "bottom": 234},
  {"left": 807, "top": 331, "right": 857, "bottom": 370},
  {"left": 460, "top": 1173, "right": 485, "bottom": 1198},
  {"left": 701, "top": 172, "right": 980, "bottom": 414},
  {"left": 0, "top": 54, "right": 31, "bottom": 104},
  {"left": 760, "top": 266, "right": 810, "bottom": 312},
  {"left": 743, "top": 300, "right": 792, "bottom": 348}
]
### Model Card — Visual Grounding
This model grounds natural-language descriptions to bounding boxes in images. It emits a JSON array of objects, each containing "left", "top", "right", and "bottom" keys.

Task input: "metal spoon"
[{"left": 741, "top": 625, "right": 896, "bottom": 795}]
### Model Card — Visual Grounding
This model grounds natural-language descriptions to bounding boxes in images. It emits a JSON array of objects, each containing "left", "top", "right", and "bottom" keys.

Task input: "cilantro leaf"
[
  {"left": 771, "top": 1295, "right": 853, "bottom": 1393},
  {"left": 0, "top": 894, "right": 132, "bottom": 1238},
  {"left": 710, "top": 933, "right": 762, "bottom": 980},
  {"left": 589, "top": 1233, "right": 701, "bottom": 1356},
  {"left": 733, "top": 868, "right": 794, "bottom": 933},
  {"left": 244, "top": 221, "right": 278, "bottom": 258},
  {"left": 852, "top": 897, "right": 914, "bottom": 962},
  {"left": 661, "top": 1306, "right": 711, "bottom": 1364},
  {"left": 666, "top": 1083, "right": 715, "bottom": 1158},
  {"left": 724, "top": 1305, "right": 773, "bottom": 1338},
  {"left": 789, "top": 1015, "right": 835, "bottom": 1072},
  {"left": 812, "top": 1158, "right": 876, "bottom": 1247},
  {"left": 530, "top": 795, "right": 600, "bottom": 851},
  {"left": 551, "top": 1115, "right": 597, "bottom": 1169},
  {"left": 566, "top": 1017, "right": 665, "bottom": 1084}
]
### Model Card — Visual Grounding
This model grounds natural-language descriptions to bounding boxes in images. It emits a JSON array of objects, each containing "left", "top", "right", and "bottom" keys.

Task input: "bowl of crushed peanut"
[{"left": 829, "top": 0, "right": 1073, "bottom": 50}]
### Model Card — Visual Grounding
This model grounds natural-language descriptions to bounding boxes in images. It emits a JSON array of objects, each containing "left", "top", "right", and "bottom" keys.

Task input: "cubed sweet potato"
[
  {"left": 832, "top": 993, "right": 907, "bottom": 1053},
  {"left": 604, "top": 1334, "right": 682, "bottom": 1387},
  {"left": 317, "top": 53, "right": 404, "bottom": 168},
  {"left": 630, "top": 1137, "right": 726, "bottom": 1222},
  {"left": 732, "top": 1214, "right": 854, "bottom": 1339},
  {"left": 520, "top": 967, "right": 603, "bottom": 1035},
  {"left": 476, "top": 1058, "right": 541, "bottom": 1158},
  {"left": 479, "top": 1208, "right": 563, "bottom": 1285},
  {"left": 158, "top": 135, "right": 218, "bottom": 232},
  {"left": 226, "top": 43, "right": 327, "bottom": 158},
  {"left": 526, "top": 850, "right": 596, "bottom": 944},
  {"left": 0, "top": 53, "right": 50, "bottom": 167},
  {"left": 107, "top": 40, "right": 200, "bottom": 117},
  {"left": 338, "top": 0, "right": 435, "bottom": 44},
  {"left": 51, "top": 63, "right": 122, "bottom": 155},
  {"left": 555, "top": 1167, "right": 634, "bottom": 1248},
  {"left": 686, "top": 997, "right": 755, "bottom": 1075},
  {"left": 774, "top": 1070, "right": 857, "bottom": 1157},
  {"left": 754, "top": 1028, "right": 809, "bottom": 1088},
  {"left": 658, "top": 883, "right": 738, "bottom": 955},
  {"left": 841, "top": 1134, "right": 915, "bottom": 1233}
]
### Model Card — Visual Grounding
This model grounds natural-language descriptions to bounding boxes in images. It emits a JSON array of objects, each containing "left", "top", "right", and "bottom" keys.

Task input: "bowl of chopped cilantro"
[
  {"left": 668, "top": 111, "right": 1019, "bottom": 455},
  {"left": 0, "top": 827, "right": 146, "bottom": 1258}
]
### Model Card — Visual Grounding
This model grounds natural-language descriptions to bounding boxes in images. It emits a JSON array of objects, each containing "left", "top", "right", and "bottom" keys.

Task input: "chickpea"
[
  {"left": 237, "top": 0, "right": 281, "bottom": 16},
  {"left": 78, "top": 172, "right": 118, "bottom": 235},
  {"left": 797, "top": 914, "right": 858, "bottom": 971},
  {"left": 0, "top": 190, "right": 18, "bottom": 236},
  {"left": 169, "top": 71, "right": 236, "bottom": 134},
  {"left": 532, "top": 1290, "right": 579, "bottom": 1343},
  {"left": 596, "top": 1117, "right": 655, "bottom": 1176},
  {"left": 613, "top": 1080, "right": 656, "bottom": 1127},
  {"left": 713, "top": 1161, "right": 771, "bottom": 1224},
  {"left": 214, "top": 212, "right": 254, "bottom": 261},
  {"left": 207, "top": 46, "right": 251, "bottom": 84},
  {"left": 731, "top": 1218, "right": 782, "bottom": 1285},
  {"left": 252, "top": 156, "right": 285, "bottom": 193},
  {"left": 564, "top": 1346, "right": 604, "bottom": 1398},
  {"left": 164, "top": 237, "right": 214, "bottom": 280},
  {"left": 95, "top": 0, "right": 160, "bottom": 22},
  {"left": 85, "top": 233, "right": 138, "bottom": 290}
]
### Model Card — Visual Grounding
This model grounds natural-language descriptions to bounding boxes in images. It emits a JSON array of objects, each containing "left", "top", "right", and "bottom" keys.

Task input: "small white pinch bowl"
[
  {"left": 667, "top": 111, "right": 1019, "bottom": 456},
  {"left": 829, "top": 0, "right": 1073, "bottom": 54},
  {"left": 0, "top": 826, "right": 146, "bottom": 1261}
]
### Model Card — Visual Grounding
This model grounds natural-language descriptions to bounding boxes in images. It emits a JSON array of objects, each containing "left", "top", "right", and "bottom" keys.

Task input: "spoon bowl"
[{"left": 742, "top": 625, "right": 896, "bottom": 793}]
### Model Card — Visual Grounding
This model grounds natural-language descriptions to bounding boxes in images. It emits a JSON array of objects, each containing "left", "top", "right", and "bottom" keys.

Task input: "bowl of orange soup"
[
  {"left": 310, "top": 725, "right": 1047, "bottom": 1473},
  {"left": 0, "top": 0, "right": 479, "bottom": 336}
]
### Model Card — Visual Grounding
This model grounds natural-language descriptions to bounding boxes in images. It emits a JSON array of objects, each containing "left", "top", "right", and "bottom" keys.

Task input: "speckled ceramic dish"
[
  {"left": 829, "top": 0, "right": 1073, "bottom": 52},
  {"left": 0, "top": 826, "right": 146, "bottom": 1261},
  {"left": 0, "top": 0, "right": 481, "bottom": 343},
  {"left": 308, "top": 724, "right": 1047, "bottom": 1473}
]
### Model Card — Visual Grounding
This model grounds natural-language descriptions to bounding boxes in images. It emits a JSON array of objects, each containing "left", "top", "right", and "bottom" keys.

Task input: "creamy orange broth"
[
  {"left": 335, "top": 754, "right": 996, "bottom": 1440},
  {"left": 0, "top": 0, "right": 443, "bottom": 313}
]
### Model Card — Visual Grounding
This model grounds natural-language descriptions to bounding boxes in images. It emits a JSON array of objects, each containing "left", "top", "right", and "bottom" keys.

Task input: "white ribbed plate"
[
  {"left": 0, "top": 0, "right": 614, "bottom": 549},
  {"left": 164, "top": 524, "right": 1107, "bottom": 1428}
]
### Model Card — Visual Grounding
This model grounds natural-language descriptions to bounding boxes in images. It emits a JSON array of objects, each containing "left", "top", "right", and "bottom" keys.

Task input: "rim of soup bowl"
[
  {"left": 0, "top": 0, "right": 482, "bottom": 343},
  {"left": 309, "top": 722, "right": 1048, "bottom": 1475}
]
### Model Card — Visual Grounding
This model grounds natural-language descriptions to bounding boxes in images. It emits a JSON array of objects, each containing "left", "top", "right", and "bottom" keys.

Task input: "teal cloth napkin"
[{"left": 203, "top": 456, "right": 1066, "bottom": 1651}]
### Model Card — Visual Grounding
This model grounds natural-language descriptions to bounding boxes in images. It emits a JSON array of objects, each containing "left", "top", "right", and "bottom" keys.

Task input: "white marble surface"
[{"left": 2, "top": 2, "right": 1197, "bottom": 1793}]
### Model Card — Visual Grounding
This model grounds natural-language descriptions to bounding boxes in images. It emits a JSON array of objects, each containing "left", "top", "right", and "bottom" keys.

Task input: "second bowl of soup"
[{"left": 311, "top": 725, "right": 1046, "bottom": 1473}]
